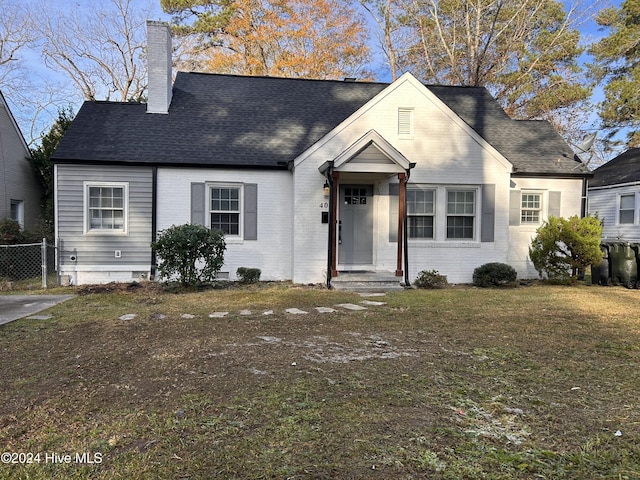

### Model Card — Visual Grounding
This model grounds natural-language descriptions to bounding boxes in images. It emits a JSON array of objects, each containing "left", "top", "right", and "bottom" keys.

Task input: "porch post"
[
  {"left": 396, "top": 172, "right": 406, "bottom": 276},
  {"left": 331, "top": 171, "right": 339, "bottom": 277}
]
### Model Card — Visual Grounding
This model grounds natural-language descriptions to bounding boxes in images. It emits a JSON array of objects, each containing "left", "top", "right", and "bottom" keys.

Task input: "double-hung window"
[
  {"left": 619, "top": 194, "right": 636, "bottom": 224},
  {"left": 210, "top": 186, "right": 241, "bottom": 235},
  {"left": 521, "top": 192, "right": 542, "bottom": 224},
  {"left": 85, "top": 182, "right": 128, "bottom": 233},
  {"left": 446, "top": 190, "right": 475, "bottom": 239},
  {"left": 407, "top": 188, "right": 434, "bottom": 238}
]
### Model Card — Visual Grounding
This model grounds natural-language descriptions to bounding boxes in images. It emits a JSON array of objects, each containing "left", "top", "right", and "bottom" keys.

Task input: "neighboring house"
[
  {"left": 0, "top": 90, "right": 43, "bottom": 230},
  {"left": 588, "top": 148, "right": 640, "bottom": 241},
  {"left": 52, "top": 21, "right": 591, "bottom": 286}
]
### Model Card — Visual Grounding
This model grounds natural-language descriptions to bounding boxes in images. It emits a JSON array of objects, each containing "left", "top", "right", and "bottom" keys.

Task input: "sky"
[{"left": 1, "top": 0, "right": 625, "bottom": 157}]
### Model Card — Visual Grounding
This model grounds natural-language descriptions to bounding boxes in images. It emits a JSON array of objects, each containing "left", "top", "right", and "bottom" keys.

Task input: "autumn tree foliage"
[
  {"left": 161, "top": 0, "right": 372, "bottom": 80},
  {"left": 589, "top": 0, "right": 640, "bottom": 147}
]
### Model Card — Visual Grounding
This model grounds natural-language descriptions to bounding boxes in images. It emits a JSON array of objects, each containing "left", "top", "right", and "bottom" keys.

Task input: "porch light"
[{"left": 323, "top": 180, "right": 330, "bottom": 197}]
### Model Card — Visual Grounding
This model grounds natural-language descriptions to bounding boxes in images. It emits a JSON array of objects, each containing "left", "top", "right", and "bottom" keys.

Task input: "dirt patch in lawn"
[{"left": 1, "top": 283, "right": 639, "bottom": 479}]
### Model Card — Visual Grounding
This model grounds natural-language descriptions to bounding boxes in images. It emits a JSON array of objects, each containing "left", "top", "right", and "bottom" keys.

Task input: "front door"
[{"left": 338, "top": 185, "right": 373, "bottom": 266}]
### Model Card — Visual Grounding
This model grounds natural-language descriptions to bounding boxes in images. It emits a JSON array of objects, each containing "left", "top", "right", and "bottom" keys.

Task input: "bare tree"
[{"left": 34, "top": 0, "right": 154, "bottom": 102}]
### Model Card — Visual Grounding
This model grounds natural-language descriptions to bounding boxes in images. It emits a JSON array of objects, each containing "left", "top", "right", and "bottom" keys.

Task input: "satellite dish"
[
  {"left": 571, "top": 132, "right": 598, "bottom": 169},
  {"left": 575, "top": 132, "right": 597, "bottom": 154}
]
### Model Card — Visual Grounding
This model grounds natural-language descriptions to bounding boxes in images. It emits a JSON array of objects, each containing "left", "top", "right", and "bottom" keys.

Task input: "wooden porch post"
[
  {"left": 396, "top": 172, "right": 406, "bottom": 276},
  {"left": 331, "top": 171, "right": 339, "bottom": 277}
]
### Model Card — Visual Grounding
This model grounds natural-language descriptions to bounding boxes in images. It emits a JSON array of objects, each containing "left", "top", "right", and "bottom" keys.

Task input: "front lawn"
[{"left": 1, "top": 283, "right": 638, "bottom": 479}]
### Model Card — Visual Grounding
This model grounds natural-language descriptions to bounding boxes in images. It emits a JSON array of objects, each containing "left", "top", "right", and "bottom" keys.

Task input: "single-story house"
[
  {"left": 588, "top": 148, "right": 640, "bottom": 241},
  {"left": 52, "top": 21, "right": 591, "bottom": 287},
  {"left": 0, "top": 90, "right": 43, "bottom": 230}
]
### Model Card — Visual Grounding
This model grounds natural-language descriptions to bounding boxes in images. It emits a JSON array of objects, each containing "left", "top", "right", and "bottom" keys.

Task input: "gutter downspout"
[
  {"left": 403, "top": 163, "right": 416, "bottom": 287},
  {"left": 324, "top": 163, "right": 335, "bottom": 289}
]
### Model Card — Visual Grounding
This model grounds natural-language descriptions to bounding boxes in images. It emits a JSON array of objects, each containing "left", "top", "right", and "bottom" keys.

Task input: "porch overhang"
[
  {"left": 318, "top": 129, "right": 411, "bottom": 175},
  {"left": 321, "top": 130, "right": 414, "bottom": 289}
]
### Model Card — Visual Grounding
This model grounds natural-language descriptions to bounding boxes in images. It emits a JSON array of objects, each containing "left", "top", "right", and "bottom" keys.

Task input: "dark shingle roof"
[
  {"left": 591, "top": 148, "right": 640, "bottom": 187},
  {"left": 53, "top": 71, "right": 587, "bottom": 176}
]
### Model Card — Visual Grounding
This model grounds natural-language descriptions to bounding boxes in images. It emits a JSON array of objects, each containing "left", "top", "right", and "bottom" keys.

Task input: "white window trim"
[
  {"left": 406, "top": 185, "right": 480, "bottom": 243},
  {"left": 445, "top": 187, "right": 478, "bottom": 241},
  {"left": 10, "top": 199, "right": 24, "bottom": 228},
  {"left": 521, "top": 191, "right": 543, "bottom": 225},
  {"left": 83, "top": 181, "right": 129, "bottom": 235},
  {"left": 207, "top": 183, "right": 244, "bottom": 240},
  {"left": 617, "top": 192, "right": 637, "bottom": 225},
  {"left": 407, "top": 186, "right": 436, "bottom": 239}
]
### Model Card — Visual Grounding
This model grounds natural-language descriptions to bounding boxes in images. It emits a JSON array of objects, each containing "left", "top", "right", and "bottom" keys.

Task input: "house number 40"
[{"left": 319, "top": 202, "right": 329, "bottom": 208}]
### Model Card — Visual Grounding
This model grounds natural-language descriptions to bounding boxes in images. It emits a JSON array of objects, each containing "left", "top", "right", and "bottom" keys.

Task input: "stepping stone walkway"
[
  {"left": 285, "top": 308, "right": 308, "bottom": 315},
  {"left": 335, "top": 303, "right": 368, "bottom": 311},
  {"left": 117, "top": 294, "right": 388, "bottom": 321}
]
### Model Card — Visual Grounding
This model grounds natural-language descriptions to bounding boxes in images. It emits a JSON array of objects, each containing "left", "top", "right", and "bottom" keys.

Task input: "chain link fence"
[{"left": 0, "top": 239, "right": 56, "bottom": 289}]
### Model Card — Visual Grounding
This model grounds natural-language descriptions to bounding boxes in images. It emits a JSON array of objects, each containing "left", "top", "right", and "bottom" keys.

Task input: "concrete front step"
[{"left": 330, "top": 271, "right": 405, "bottom": 292}]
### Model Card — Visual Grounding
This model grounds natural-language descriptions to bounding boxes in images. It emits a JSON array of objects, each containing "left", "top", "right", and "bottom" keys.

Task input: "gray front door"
[{"left": 338, "top": 185, "right": 373, "bottom": 265}]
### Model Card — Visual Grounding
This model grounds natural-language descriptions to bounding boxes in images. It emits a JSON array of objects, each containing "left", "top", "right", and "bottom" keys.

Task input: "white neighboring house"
[
  {"left": 52, "top": 21, "right": 591, "bottom": 287},
  {"left": 0, "top": 90, "right": 43, "bottom": 230},
  {"left": 588, "top": 148, "right": 640, "bottom": 241}
]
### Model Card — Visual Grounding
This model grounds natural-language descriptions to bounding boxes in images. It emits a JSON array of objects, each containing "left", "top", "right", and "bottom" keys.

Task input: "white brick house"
[{"left": 52, "top": 21, "right": 591, "bottom": 286}]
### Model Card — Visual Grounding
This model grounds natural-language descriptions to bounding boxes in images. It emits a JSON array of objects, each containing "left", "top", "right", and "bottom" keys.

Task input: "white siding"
[
  {"left": 156, "top": 167, "right": 293, "bottom": 281},
  {"left": 509, "top": 177, "right": 585, "bottom": 279},
  {"left": 589, "top": 183, "right": 640, "bottom": 241},
  {"left": 292, "top": 75, "right": 515, "bottom": 284}
]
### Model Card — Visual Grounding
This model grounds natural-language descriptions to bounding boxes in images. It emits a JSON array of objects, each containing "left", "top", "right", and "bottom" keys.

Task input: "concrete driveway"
[{"left": 0, "top": 295, "right": 75, "bottom": 326}]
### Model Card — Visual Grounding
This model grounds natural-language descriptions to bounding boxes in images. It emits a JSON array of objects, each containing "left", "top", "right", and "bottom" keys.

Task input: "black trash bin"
[
  {"left": 608, "top": 242, "right": 638, "bottom": 288},
  {"left": 591, "top": 244, "right": 610, "bottom": 286}
]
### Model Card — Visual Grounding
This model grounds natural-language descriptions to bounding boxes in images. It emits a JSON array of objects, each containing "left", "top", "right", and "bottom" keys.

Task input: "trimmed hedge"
[{"left": 473, "top": 262, "right": 517, "bottom": 287}]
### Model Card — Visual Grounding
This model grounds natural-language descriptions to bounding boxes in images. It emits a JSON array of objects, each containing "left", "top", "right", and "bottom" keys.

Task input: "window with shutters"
[
  {"left": 446, "top": 190, "right": 476, "bottom": 239},
  {"left": 619, "top": 194, "right": 636, "bottom": 225},
  {"left": 209, "top": 185, "right": 242, "bottom": 236},
  {"left": 84, "top": 182, "right": 128, "bottom": 234},
  {"left": 521, "top": 192, "right": 542, "bottom": 224},
  {"left": 407, "top": 188, "right": 435, "bottom": 238},
  {"left": 398, "top": 108, "right": 414, "bottom": 136}
]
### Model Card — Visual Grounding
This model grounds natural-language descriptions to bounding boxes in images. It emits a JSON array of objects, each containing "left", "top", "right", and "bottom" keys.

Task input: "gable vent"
[{"left": 398, "top": 108, "right": 413, "bottom": 135}]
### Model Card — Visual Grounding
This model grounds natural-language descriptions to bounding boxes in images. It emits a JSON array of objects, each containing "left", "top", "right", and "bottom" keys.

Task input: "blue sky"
[{"left": 5, "top": 0, "right": 624, "bottom": 153}]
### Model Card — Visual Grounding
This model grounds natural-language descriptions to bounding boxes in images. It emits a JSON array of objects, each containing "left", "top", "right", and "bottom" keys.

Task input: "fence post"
[{"left": 42, "top": 238, "right": 47, "bottom": 289}]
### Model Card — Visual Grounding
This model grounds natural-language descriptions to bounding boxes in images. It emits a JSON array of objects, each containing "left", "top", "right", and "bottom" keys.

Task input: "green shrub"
[
  {"left": 529, "top": 215, "right": 603, "bottom": 280},
  {"left": 152, "top": 224, "right": 226, "bottom": 287},
  {"left": 237, "top": 267, "right": 261, "bottom": 284},
  {"left": 414, "top": 269, "right": 448, "bottom": 289},
  {"left": 0, "top": 218, "right": 24, "bottom": 245},
  {"left": 473, "top": 262, "right": 517, "bottom": 287}
]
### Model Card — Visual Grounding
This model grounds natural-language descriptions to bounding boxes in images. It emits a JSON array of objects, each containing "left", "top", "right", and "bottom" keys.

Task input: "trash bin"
[
  {"left": 607, "top": 242, "right": 638, "bottom": 288},
  {"left": 591, "top": 244, "right": 610, "bottom": 286}
]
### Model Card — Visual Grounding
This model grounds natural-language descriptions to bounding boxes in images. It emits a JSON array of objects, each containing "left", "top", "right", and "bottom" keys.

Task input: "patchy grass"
[{"left": 1, "top": 283, "right": 639, "bottom": 479}]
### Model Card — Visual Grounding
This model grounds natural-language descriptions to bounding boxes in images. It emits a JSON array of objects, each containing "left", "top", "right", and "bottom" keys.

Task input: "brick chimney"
[{"left": 146, "top": 21, "right": 172, "bottom": 114}]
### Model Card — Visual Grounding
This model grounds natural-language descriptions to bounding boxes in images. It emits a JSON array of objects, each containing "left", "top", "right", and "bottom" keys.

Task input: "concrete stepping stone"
[
  {"left": 26, "top": 315, "right": 53, "bottom": 320},
  {"left": 285, "top": 308, "right": 308, "bottom": 315},
  {"left": 359, "top": 292, "right": 386, "bottom": 297},
  {"left": 239, "top": 309, "right": 252, "bottom": 316},
  {"left": 119, "top": 314, "right": 137, "bottom": 321},
  {"left": 335, "top": 303, "right": 367, "bottom": 311},
  {"left": 360, "top": 300, "right": 386, "bottom": 306},
  {"left": 315, "top": 307, "right": 337, "bottom": 313},
  {"left": 209, "top": 312, "right": 228, "bottom": 318},
  {"left": 181, "top": 313, "right": 196, "bottom": 319},
  {"left": 262, "top": 310, "right": 274, "bottom": 315}
]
